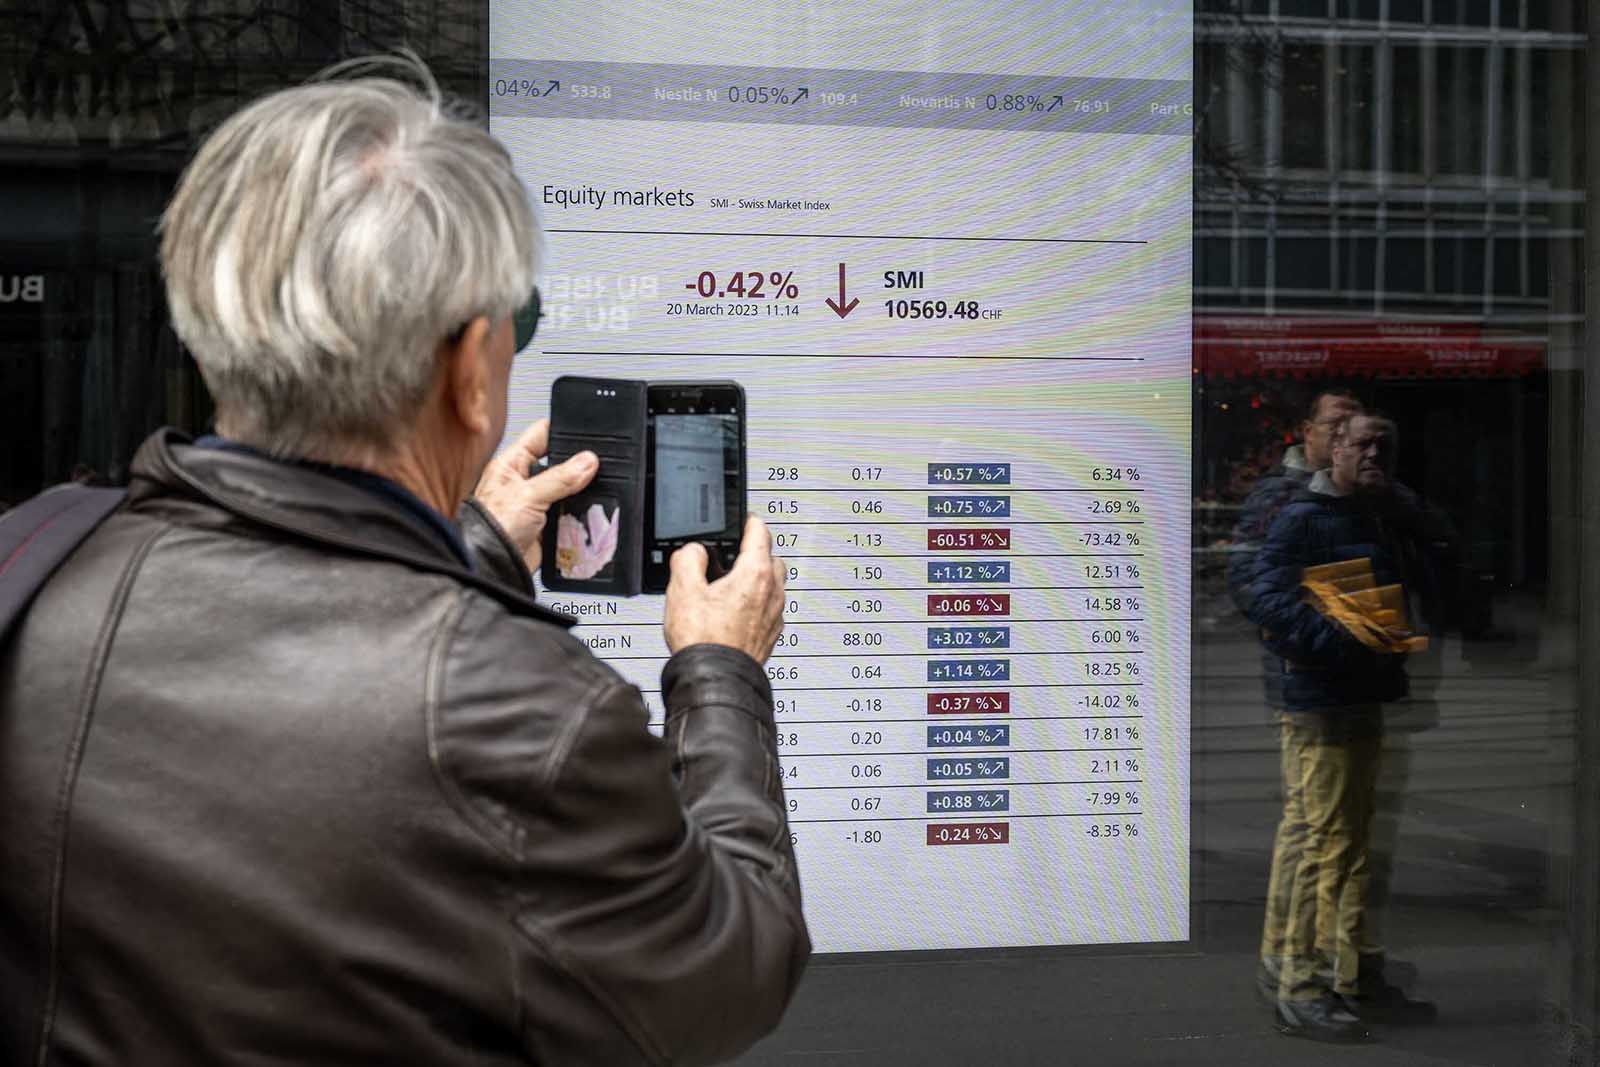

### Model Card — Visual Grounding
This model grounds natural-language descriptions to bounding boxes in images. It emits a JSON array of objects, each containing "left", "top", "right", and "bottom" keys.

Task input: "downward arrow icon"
[{"left": 825, "top": 262, "right": 859, "bottom": 318}]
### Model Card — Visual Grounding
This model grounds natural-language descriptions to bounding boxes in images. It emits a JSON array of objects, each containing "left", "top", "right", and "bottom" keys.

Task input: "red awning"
[{"left": 1193, "top": 317, "right": 1545, "bottom": 378}]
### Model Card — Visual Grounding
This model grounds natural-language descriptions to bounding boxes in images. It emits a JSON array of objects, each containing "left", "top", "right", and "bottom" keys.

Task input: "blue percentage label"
[
  {"left": 927, "top": 757, "right": 1011, "bottom": 781},
  {"left": 927, "top": 561, "right": 1011, "bottom": 584},
  {"left": 927, "top": 626, "right": 1011, "bottom": 650},
  {"left": 928, "top": 463, "right": 1011, "bottom": 485},
  {"left": 927, "top": 659, "right": 1011, "bottom": 682},
  {"left": 926, "top": 789, "right": 1011, "bottom": 813},
  {"left": 927, "top": 495, "right": 1011, "bottom": 518},
  {"left": 927, "top": 724, "right": 1012, "bottom": 747}
]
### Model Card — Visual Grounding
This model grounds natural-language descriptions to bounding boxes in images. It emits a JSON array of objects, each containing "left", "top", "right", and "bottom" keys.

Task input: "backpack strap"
[{"left": 0, "top": 486, "right": 128, "bottom": 644}]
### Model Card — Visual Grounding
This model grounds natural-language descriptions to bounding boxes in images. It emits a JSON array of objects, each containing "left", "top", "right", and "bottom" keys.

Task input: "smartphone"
[
  {"left": 643, "top": 382, "right": 747, "bottom": 593},
  {"left": 540, "top": 376, "right": 648, "bottom": 596}
]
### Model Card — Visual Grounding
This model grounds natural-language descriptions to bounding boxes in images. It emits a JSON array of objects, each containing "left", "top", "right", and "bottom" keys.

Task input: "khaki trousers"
[{"left": 1259, "top": 708, "right": 1383, "bottom": 1000}]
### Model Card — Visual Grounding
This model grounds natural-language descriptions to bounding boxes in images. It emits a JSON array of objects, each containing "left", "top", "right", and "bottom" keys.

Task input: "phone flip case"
[{"left": 539, "top": 376, "right": 648, "bottom": 597}]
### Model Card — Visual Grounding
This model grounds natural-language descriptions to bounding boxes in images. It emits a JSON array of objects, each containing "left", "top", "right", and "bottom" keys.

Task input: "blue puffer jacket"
[
  {"left": 1227, "top": 457, "right": 1314, "bottom": 603},
  {"left": 1226, "top": 449, "right": 1314, "bottom": 707},
  {"left": 1234, "top": 475, "right": 1424, "bottom": 712}
]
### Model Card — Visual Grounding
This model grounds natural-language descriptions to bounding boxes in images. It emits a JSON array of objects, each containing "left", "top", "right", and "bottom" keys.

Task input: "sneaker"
[
  {"left": 1277, "top": 991, "right": 1373, "bottom": 1043},
  {"left": 1340, "top": 985, "right": 1438, "bottom": 1025}
]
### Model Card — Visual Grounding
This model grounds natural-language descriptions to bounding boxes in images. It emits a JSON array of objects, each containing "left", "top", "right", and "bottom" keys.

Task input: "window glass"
[
  {"left": 1391, "top": 44, "right": 1427, "bottom": 175},
  {"left": 1340, "top": 43, "right": 1377, "bottom": 172},
  {"left": 1282, "top": 42, "right": 1329, "bottom": 170},
  {"left": 1435, "top": 47, "right": 1490, "bottom": 176}
]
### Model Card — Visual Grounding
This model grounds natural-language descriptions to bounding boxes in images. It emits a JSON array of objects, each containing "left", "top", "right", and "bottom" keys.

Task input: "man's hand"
[
  {"left": 473, "top": 419, "right": 597, "bottom": 571},
  {"left": 664, "top": 516, "right": 786, "bottom": 662}
]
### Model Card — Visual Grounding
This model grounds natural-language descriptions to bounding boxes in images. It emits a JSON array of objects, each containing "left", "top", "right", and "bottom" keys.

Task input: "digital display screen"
[
  {"left": 497, "top": 0, "right": 1192, "bottom": 953},
  {"left": 653, "top": 413, "right": 737, "bottom": 541}
]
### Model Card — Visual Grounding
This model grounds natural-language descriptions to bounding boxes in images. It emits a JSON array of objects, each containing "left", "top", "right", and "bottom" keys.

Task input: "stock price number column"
[{"left": 756, "top": 459, "right": 925, "bottom": 855}]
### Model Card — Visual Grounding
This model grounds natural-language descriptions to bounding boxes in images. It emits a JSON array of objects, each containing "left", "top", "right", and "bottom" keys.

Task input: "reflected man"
[
  {"left": 1229, "top": 389, "right": 1360, "bottom": 1001},
  {"left": 1238, "top": 413, "right": 1436, "bottom": 1041}
]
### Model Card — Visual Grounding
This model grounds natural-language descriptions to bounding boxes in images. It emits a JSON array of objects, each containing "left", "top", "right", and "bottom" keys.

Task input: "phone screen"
[
  {"left": 644, "top": 383, "right": 745, "bottom": 591},
  {"left": 653, "top": 413, "right": 738, "bottom": 540}
]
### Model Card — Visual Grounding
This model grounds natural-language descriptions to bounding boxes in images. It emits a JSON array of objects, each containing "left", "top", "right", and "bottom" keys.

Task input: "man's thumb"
[
  {"left": 670, "top": 542, "right": 711, "bottom": 590},
  {"left": 526, "top": 451, "right": 598, "bottom": 507}
]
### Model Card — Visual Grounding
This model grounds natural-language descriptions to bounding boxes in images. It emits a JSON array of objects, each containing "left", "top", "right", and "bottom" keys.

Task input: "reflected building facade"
[
  {"left": 1194, "top": 0, "right": 1582, "bottom": 595},
  {"left": 1194, "top": 3, "right": 1597, "bottom": 1058}
]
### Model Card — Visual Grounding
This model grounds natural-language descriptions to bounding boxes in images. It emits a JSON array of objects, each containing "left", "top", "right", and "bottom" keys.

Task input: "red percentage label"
[
  {"left": 927, "top": 594, "right": 1011, "bottom": 617},
  {"left": 684, "top": 269, "right": 799, "bottom": 299},
  {"left": 926, "top": 821, "right": 1010, "bottom": 846},
  {"left": 927, "top": 692, "right": 1012, "bottom": 715},
  {"left": 927, "top": 528, "right": 1011, "bottom": 551}
]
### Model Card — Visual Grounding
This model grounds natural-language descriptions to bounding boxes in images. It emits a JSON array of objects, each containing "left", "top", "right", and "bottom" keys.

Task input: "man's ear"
[{"left": 442, "top": 316, "right": 494, "bottom": 437}]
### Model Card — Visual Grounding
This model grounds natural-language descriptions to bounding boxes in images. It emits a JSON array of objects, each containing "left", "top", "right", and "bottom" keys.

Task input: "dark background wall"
[{"left": 0, "top": 0, "right": 486, "bottom": 504}]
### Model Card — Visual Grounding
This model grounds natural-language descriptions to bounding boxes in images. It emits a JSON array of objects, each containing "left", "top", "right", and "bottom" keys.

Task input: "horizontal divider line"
[
  {"left": 782, "top": 553, "right": 1145, "bottom": 558},
  {"left": 791, "top": 811, "right": 1144, "bottom": 823},
  {"left": 784, "top": 779, "right": 1143, "bottom": 791},
  {"left": 780, "top": 747, "right": 1142, "bottom": 758},
  {"left": 753, "top": 488, "right": 1149, "bottom": 493},
  {"left": 827, "top": 646, "right": 1101, "bottom": 652},
  {"left": 765, "top": 715, "right": 1145, "bottom": 724},
  {"left": 786, "top": 586, "right": 1146, "bottom": 592},
  {"left": 765, "top": 521, "right": 1147, "bottom": 526},
  {"left": 635, "top": 683, "right": 1141, "bottom": 694},
  {"left": 608, "top": 649, "right": 1148, "bottom": 660},
  {"left": 545, "top": 228, "right": 1147, "bottom": 244},
  {"left": 543, "top": 350, "right": 1143, "bottom": 362},
  {"left": 564, "top": 618, "right": 1145, "bottom": 626}
]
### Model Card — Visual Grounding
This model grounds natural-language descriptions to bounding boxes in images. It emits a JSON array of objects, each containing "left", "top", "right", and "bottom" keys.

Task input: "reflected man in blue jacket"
[{"left": 1240, "top": 412, "right": 1439, "bottom": 1041}]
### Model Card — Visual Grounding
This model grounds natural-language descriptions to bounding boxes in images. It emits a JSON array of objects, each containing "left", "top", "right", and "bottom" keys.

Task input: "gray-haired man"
[{"left": 0, "top": 64, "right": 809, "bottom": 1065}]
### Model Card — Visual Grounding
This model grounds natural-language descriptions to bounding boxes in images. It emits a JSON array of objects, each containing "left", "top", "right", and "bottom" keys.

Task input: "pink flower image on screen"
[{"left": 556, "top": 504, "right": 620, "bottom": 580}]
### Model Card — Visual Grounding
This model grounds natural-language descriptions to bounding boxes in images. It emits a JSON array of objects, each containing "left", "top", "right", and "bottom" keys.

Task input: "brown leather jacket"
[{"left": 0, "top": 430, "right": 809, "bottom": 1066}]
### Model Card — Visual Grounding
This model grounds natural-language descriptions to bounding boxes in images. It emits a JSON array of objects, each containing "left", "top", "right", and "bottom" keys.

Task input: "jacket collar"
[
  {"left": 1308, "top": 469, "right": 1351, "bottom": 498},
  {"left": 1282, "top": 444, "right": 1314, "bottom": 473},
  {"left": 191, "top": 433, "right": 477, "bottom": 571},
  {"left": 127, "top": 429, "right": 573, "bottom": 628},
  {"left": 1306, "top": 470, "right": 1411, "bottom": 516}
]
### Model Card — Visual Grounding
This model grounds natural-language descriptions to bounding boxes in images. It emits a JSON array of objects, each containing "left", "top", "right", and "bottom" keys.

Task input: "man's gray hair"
[{"left": 160, "top": 58, "right": 537, "bottom": 457}]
